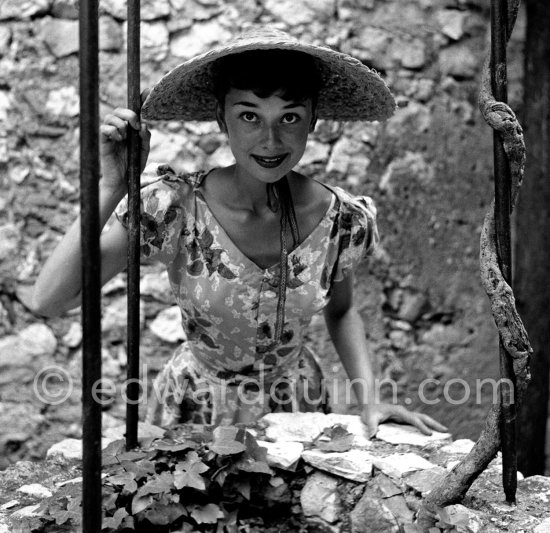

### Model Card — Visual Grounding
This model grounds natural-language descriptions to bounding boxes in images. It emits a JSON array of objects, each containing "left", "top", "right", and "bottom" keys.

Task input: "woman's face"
[{"left": 217, "top": 88, "right": 315, "bottom": 184}]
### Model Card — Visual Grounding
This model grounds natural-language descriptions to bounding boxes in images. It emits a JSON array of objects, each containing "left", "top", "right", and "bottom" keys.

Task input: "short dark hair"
[{"left": 211, "top": 49, "right": 322, "bottom": 108}]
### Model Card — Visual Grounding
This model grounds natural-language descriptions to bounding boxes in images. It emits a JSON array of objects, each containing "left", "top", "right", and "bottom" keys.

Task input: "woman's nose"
[{"left": 260, "top": 123, "right": 282, "bottom": 149}]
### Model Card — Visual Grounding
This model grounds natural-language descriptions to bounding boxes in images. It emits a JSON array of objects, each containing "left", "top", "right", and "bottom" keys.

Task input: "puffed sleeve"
[
  {"left": 325, "top": 189, "right": 380, "bottom": 285},
  {"left": 114, "top": 163, "right": 189, "bottom": 265}
]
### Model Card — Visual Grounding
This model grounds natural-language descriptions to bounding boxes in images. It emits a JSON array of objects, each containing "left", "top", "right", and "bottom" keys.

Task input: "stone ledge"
[{"left": 1, "top": 413, "right": 549, "bottom": 532}]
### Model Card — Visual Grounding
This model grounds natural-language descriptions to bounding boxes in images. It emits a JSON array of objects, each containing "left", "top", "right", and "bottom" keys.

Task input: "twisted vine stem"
[{"left": 417, "top": 0, "right": 532, "bottom": 527}]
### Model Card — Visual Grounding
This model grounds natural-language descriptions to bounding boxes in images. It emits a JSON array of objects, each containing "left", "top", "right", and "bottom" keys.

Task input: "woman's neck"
[{"left": 230, "top": 165, "right": 291, "bottom": 214}]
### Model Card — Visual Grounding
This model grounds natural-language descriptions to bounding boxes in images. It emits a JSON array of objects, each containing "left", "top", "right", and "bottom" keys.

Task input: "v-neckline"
[{"left": 192, "top": 170, "right": 338, "bottom": 272}]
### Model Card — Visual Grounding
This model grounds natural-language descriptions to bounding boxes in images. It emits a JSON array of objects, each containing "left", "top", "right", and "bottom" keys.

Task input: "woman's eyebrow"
[
  {"left": 232, "top": 101, "right": 257, "bottom": 107},
  {"left": 283, "top": 102, "right": 306, "bottom": 108},
  {"left": 231, "top": 101, "right": 306, "bottom": 108}
]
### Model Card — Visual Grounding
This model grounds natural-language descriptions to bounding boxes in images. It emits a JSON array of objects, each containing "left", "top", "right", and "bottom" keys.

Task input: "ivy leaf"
[
  {"left": 107, "top": 471, "right": 136, "bottom": 486},
  {"left": 117, "top": 449, "right": 152, "bottom": 462},
  {"left": 107, "top": 471, "right": 138, "bottom": 495},
  {"left": 102, "top": 490, "right": 119, "bottom": 514},
  {"left": 235, "top": 477, "right": 251, "bottom": 500},
  {"left": 153, "top": 440, "right": 197, "bottom": 453},
  {"left": 189, "top": 503, "right": 224, "bottom": 524},
  {"left": 136, "top": 471, "right": 174, "bottom": 497},
  {"left": 234, "top": 456, "right": 273, "bottom": 475},
  {"left": 140, "top": 502, "right": 186, "bottom": 526},
  {"left": 221, "top": 509, "right": 238, "bottom": 533},
  {"left": 51, "top": 496, "right": 82, "bottom": 526},
  {"left": 234, "top": 432, "right": 273, "bottom": 474},
  {"left": 131, "top": 494, "right": 154, "bottom": 515},
  {"left": 316, "top": 424, "right": 354, "bottom": 453},
  {"left": 102, "top": 439, "right": 126, "bottom": 466},
  {"left": 102, "top": 507, "right": 129, "bottom": 530},
  {"left": 209, "top": 426, "right": 246, "bottom": 456},
  {"left": 173, "top": 451, "right": 209, "bottom": 490},
  {"left": 121, "top": 459, "right": 156, "bottom": 480}
]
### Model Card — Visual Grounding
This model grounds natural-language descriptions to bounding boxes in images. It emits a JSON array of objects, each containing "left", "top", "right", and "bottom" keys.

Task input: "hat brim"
[{"left": 141, "top": 32, "right": 396, "bottom": 122}]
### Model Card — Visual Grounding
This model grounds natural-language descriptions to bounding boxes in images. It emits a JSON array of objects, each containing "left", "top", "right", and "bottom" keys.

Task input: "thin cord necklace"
[{"left": 266, "top": 176, "right": 300, "bottom": 343}]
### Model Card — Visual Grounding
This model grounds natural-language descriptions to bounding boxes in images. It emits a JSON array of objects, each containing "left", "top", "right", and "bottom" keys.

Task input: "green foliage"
[{"left": 34, "top": 425, "right": 284, "bottom": 532}]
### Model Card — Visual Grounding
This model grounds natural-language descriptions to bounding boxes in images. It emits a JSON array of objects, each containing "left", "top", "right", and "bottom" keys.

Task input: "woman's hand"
[
  {"left": 361, "top": 403, "right": 448, "bottom": 439},
  {"left": 100, "top": 105, "right": 151, "bottom": 193}
]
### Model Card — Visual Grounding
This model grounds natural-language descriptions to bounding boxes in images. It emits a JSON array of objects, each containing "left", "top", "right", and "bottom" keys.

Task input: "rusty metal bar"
[
  {"left": 79, "top": 0, "right": 102, "bottom": 530},
  {"left": 491, "top": 0, "right": 517, "bottom": 504},
  {"left": 126, "top": 0, "right": 141, "bottom": 450}
]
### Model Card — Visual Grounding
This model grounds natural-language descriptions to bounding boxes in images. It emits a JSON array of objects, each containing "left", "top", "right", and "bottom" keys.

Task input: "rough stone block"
[
  {"left": 302, "top": 449, "right": 374, "bottom": 482},
  {"left": 374, "top": 453, "right": 437, "bottom": 480},
  {"left": 301, "top": 471, "right": 341, "bottom": 524}
]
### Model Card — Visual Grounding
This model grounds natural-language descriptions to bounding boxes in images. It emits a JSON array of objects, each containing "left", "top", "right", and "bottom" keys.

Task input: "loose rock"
[
  {"left": 301, "top": 449, "right": 374, "bottom": 482},
  {"left": 0, "top": 0, "right": 49, "bottom": 20},
  {"left": 439, "top": 44, "right": 478, "bottom": 79},
  {"left": 0, "top": 224, "right": 19, "bottom": 262},
  {"left": 40, "top": 18, "right": 80, "bottom": 58},
  {"left": 300, "top": 471, "right": 341, "bottom": 524},
  {"left": 374, "top": 452, "right": 437, "bottom": 479},
  {"left": 170, "top": 20, "right": 231, "bottom": 59},
  {"left": 264, "top": 0, "right": 335, "bottom": 26},
  {"left": 257, "top": 440, "right": 304, "bottom": 471}
]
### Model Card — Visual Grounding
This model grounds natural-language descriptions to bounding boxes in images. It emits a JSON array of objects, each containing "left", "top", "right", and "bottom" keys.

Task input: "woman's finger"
[
  {"left": 139, "top": 123, "right": 151, "bottom": 145},
  {"left": 103, "top": 115, "right": 131, "bottom": 137},
  {"left": 100, "top": 124, "right": 123, "bottom": 142},
  {"left": 418, "top": 413, "right": 448, "bottom": 433},
  {"left": 411, "top": 417, "right": 432, "bottom": 436},
  {"left": 109, "top": 108, "right": 140, "bottom": 130},
  {"left": 389, "top": 407, "right": 433, "bottom": 436}
]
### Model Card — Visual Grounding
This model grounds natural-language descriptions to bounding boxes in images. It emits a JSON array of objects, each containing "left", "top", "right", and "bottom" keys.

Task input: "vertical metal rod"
[
  {"left": 79, "top": 0, "right": 102, "bottom": 530},
  {"left": 491, "top": 0, "right": 517, "bottom": 504},
  {"left": 126, "top": 0, "right": 141, "bottom": 450}
]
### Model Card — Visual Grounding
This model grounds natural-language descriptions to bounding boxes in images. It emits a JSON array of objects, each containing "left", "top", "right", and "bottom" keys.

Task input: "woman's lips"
[{"left": 252, "top": 154, "right": 288, "bottom": 168}]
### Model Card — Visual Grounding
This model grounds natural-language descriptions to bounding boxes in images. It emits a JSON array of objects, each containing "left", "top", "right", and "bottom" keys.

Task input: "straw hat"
[{"left": 141, "top": 28, "right": 396, "bottom": 122}]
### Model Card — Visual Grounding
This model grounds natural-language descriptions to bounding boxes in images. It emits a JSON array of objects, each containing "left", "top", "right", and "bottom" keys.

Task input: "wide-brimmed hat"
[{"left": 141, "top": 28, "right": 396, "bottom": 122}]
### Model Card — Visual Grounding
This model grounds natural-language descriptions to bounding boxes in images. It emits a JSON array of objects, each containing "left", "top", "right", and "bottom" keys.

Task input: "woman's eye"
[
  {"left": 241, "top": 112, "right": 257, "bottom": 122},
  {"left": 282, "top": 114, "right": 300, "bottom": 124}
]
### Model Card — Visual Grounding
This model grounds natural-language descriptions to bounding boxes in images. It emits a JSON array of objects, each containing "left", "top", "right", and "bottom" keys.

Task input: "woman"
[{"left": 30, "top": 28, "right": 446, "bottom": 436}]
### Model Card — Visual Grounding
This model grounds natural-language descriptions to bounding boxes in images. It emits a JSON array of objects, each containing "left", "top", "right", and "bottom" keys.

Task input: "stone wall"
[
  {"left": 1, "top": 415, "right": 550, "bottom": 532},
  {"left": 0, "top": 0, "right": 532, "bottom": 468}
]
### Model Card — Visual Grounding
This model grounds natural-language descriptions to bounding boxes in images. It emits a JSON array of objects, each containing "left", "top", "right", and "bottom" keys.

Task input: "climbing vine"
[
  {"left": 28, "top": 426, "right": 306, "bottom": 533},
  {"left": 418, "top": 0, "right": 532, "bottom": 527}
]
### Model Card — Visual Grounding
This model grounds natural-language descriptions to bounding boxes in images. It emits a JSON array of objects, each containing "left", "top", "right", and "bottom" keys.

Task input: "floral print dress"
[{"left": 115, "top": 164, "right": 379, "bottom": 427}]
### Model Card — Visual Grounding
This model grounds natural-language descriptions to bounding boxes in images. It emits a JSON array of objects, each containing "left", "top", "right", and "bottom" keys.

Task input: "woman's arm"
[
  {"left": 29, "top": 182, "right": 129, "bottom": 317},
  {"left": 323, "top": 272, "right": 448, "bottom": 438},
  {"left": 27, "top": 108, "right": 150, "bottom": 317}
]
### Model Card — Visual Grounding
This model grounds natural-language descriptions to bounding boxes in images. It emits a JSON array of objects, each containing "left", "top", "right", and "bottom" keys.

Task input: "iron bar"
[
  {"left": 126, "top": 0, "right": 141, "bottom": 450},
  {"left": 491, "top": 0, "right": 517, "bottom": 504},
  {"left": 79, "top": 0, "right": 102, "bottom": 530}
]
